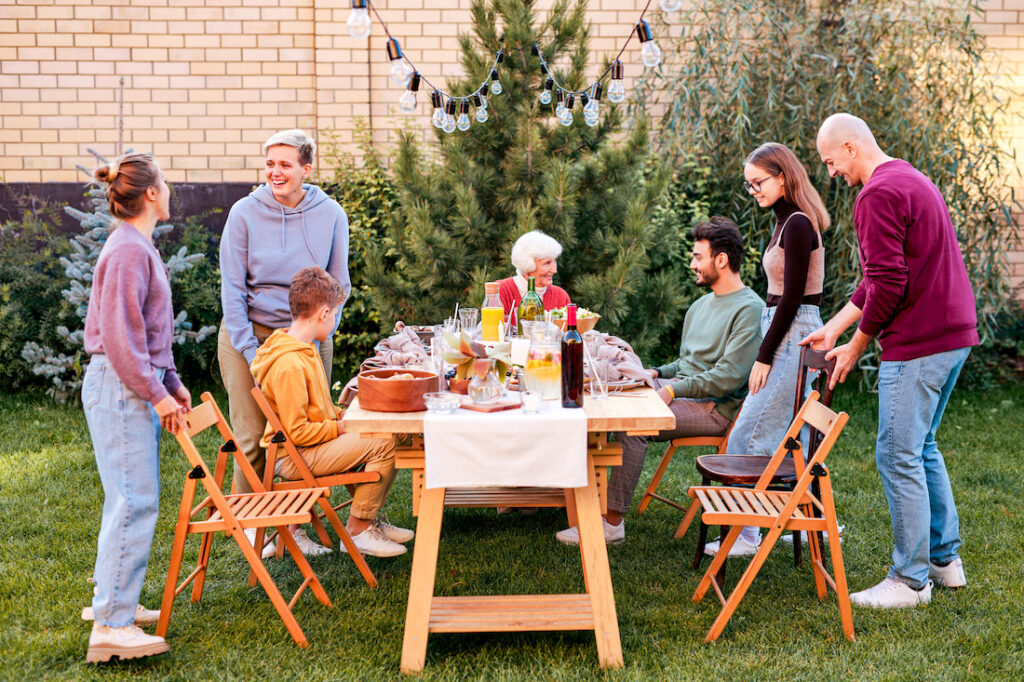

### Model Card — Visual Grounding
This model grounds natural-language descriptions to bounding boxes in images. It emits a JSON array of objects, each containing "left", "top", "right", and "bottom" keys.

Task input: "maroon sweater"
[
  {"left": 850, "top": 160, "right": 978, "bottom": 361},
  {"left": 84, "top": 224, "right": 183, "bottom": 404}
]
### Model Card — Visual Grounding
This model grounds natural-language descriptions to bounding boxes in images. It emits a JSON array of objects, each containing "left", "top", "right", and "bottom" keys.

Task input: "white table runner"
[{"left": 423, "top": 405, "right": 588, "bottom": 489}]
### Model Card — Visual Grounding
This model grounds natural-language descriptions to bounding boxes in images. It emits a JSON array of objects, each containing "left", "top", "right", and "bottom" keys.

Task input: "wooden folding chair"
[
  {"left": 636, "top": 406, "right": 741, "bottom": 514},
  {"left": 156, "top": 392, "right": 333, "bottom": 648},
  {"left": 676, "top": 392, "right": 854, "bottom": 642},
  {"left": 249, "top": 384, "right": 380, "bottom": 588}
]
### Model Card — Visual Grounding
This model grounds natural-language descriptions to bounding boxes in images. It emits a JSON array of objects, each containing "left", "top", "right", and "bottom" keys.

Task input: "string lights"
[{"left": 345, "top": 0, "right": 666, "bottom": 132}]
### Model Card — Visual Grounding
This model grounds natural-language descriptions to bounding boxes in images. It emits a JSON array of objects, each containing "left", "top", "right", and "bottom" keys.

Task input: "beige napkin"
[{"left": 584, "top": 332, "right": 656, "bottom": 388}]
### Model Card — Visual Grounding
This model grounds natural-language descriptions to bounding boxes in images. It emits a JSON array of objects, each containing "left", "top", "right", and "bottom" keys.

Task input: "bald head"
[{"left": 816, "top": 113, "right": 891, "bottom": 187}]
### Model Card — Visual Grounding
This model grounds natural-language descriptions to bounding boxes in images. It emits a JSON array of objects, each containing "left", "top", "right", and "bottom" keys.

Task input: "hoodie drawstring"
[{"left": 300, "top": 211, "right": 319, "bottom": 264}]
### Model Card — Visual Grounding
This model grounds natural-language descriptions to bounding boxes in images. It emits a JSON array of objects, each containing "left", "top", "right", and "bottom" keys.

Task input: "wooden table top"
[{"left": 342, "top": 389, "right": 675, "bottom": 436}]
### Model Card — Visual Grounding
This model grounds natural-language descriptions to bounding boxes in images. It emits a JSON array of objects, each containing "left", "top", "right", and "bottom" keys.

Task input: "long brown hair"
[
  {"left": 94, "top": 153, "right": 160, "bottom": 220},
  {"left": 745, "top": 143, "right": 830, "bottom": 232}
]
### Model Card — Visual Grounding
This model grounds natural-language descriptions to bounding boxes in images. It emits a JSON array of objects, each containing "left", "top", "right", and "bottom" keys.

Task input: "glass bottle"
[
  {"left": 481, "top": 281, "right": 503, "bottom": 342},
  {"left": 561, "top": 304, "right": 584, "bottom": 408},
  {"left": 517, "top": 276, "right": 544, "bottom": 335}
]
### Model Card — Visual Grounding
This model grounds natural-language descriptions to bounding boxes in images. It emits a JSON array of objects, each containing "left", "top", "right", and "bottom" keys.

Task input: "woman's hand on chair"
[
  {"left": 748, "top": 361, "right": 771, "bottom": 394},
  {"left": 174, "top": 385, "right": 192, "bottom": 412},
  {"left": 154, "top": 394, "right": 184, "bottom": 434}
]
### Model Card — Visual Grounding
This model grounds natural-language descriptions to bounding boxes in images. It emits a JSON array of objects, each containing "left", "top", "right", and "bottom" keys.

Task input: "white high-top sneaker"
[
  {"left": 81, "top": 604, "right": 160, "bottom": 625},
  {"left": 86, "top": 622, "right": 169, "bottom": 663}
]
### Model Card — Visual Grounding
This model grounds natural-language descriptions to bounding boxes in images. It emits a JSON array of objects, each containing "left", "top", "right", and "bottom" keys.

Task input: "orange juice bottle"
[{"left": 481, "top": 281, "right": 503, "bottom": 341}]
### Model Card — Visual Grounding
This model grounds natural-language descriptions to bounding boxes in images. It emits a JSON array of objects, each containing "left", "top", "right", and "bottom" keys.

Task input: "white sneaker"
[
  {"left": 351, "top": 524, "right": 407, "bottom": 557},
  {"left": 86, "top": 623, "right": 169, "bottom": 663},
  {"left": 243, "top": 528, "right": 278, "bottom": 559},
  {"left": 782, "top": 525, "right": 845, "bottom": 545},
  {"left": 929, "top": 557, "right": 966, "bottom": 588},
  {"left": 374, "top": 515, "right": 414, "bottom": 544},
  {"left": 555, "top": 518, "right": 625, "bottom": 546},
  {"left": 850, "top": 577, "right": 932, "bottom": 609},
  {"left": 703, "top": 535, "right": 760, "bottom": 557},
  {"left": 82, "top": 604, "right": 160, "bottom": 626},
  {"left": 290, "top": 527, "right": 332, "bottom": 557}
]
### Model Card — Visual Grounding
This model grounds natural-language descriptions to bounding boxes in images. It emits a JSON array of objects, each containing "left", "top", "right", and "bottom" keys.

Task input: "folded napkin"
[
  {"left": 424, "top": 406, "right": 588, "bottom": 489},
  {"left": 583, "top": 332, "right": 657, "bottom": 388},
  {"left": 362, "top": 321, "right": 430, "bottom": 369}
]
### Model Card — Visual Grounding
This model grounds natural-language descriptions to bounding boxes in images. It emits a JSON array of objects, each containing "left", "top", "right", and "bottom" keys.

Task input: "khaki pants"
[
  {"left": 277, "top": 433, "right": 398, "bottom": 520},
  {"left": 217, "top": 320, "right": 333, "bottom": 494}
]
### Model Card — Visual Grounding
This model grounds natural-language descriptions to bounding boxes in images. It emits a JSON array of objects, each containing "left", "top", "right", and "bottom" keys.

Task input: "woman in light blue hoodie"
[{"left": 217, "top": 129, "right": 351, "bottom": 535}]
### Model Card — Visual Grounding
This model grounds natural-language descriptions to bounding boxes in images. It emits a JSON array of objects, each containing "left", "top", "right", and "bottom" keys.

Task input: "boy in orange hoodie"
[{"left": 250, "top": 266, "right": 412, "bottom": 558}]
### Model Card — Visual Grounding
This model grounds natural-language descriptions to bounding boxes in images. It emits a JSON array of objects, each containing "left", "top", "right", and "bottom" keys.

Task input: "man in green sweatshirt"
[{"left": 557, "top": 217, "right": 764, "bottom": 545}]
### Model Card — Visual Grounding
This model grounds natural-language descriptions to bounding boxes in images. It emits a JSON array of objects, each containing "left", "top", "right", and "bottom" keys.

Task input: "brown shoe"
[{"left": 86, "top": 623, "right": 169, "bottom": 663}]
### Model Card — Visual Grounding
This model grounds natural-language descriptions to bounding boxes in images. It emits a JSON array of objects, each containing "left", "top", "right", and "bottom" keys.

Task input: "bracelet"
[{"left": 664, "top": 384, "right": 675, "bottom": 399}]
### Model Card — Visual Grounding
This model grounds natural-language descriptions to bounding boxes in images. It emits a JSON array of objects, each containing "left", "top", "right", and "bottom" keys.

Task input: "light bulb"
[
  {"left": 559, "top": 110, "right": 573, "bottom": 127},
  {"left": 539, "top": 90, "right": 551, "bottom": 105},
  {"left": 432, "top": 107, "right": 445, "bottom": 128},
  {"left": 346, "top": 5, "right": 371, "bottom": 40},
  {"left": 659, "top": 0, "right": 682, "bottom": 11},
  {"left": 583, "top": 98, "right": 599, "bottom": 121},
  {"left": 477, "top": 93, "right": 487, "bottom": 110},
  {"left": 584, "top": 114, "right": 598, "bottom": 128},
  {"left": 555, "top": 102, "right": 566, "bottom": 118},
  {"left": 607, "top": 79, "right": 626, "bottom": 103},
  {"left": 442, "top": 114, "right": 456, "bottom": 134},
  {"left": 399, "top": 90, "right": 417, "bottom": 113},
  {"left": 390, "top": 60, "right": 413, "bottom": 87},
  {"left": 641, "top": 40, "right": 662, "bottom": 68},
  {"left": 490, "top": 69, "right": 502, "bottom": 95},
  {"left": 475, "top": 105, "right": 488, "bottom": 123}
]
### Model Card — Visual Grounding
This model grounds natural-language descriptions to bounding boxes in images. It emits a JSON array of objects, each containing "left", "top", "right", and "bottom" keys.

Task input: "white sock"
[{"left": 739, "top": 526, "right": 760, "bottom": 545}]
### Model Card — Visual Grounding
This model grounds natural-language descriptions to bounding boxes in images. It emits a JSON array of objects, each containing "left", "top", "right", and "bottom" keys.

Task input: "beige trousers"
[
  {"left": 277, "top": 433, "right": 398, "bottom": 520},
  {"left": 217, "top": 320, "right": 333, "bottom": 494}
]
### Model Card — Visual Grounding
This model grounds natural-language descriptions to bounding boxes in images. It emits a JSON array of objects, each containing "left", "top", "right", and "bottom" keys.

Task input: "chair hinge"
[
  {"left": 785, "top": 437, "right": 802, "bottom": 452},
  {"left": 188, "top": 465, "right": 206, "bottom": 479},
  {"left": 221, "top": 439, "right": 238, "bottom": 453},
  {"left": 810, "top": 463, "right": 827, "bottom": 477},
  {"left": 271, "top": 431, "right": 287, "bottom": 444}
]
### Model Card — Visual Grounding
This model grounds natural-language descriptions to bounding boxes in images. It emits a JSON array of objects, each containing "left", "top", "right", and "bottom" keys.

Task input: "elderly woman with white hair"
[
  {"left": 498, "top": 230, "right": 572, "bottom": 316},
  {"left": 217, "top": 128, "right": 350, "bottom": 555}
]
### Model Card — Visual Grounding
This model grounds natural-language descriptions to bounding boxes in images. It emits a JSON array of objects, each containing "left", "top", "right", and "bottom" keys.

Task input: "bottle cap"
[
  {"left": 485, "top": 281, "right": 499, "bottom": 295},
  {"left": 567, "top": 303, "right": 577, "bottom": 326}
]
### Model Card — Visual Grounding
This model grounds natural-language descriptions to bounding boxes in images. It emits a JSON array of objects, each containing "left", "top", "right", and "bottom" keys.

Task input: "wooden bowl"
[
  {"left": 357, "top": 368, "right": 439, "bottom": 412},
  {"left": 553, "top": 315, "right": 600, "bottom": 334}
]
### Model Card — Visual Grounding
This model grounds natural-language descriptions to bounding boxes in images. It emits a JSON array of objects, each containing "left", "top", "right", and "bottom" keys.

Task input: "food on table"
[
  {"left": 388, "top": 372, "right": 415, "bottom": 380},
  {"left": 548, "top": 306, "right": 598, "bottom": 319}
]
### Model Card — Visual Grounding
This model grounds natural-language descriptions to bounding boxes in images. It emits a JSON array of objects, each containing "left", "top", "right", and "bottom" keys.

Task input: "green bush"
[{"left": 638, "top": 0, "right": 1021, "bottom": 382}]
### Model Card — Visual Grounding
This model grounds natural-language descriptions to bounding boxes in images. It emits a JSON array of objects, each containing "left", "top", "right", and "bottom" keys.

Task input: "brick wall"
[{"left": 1, "top": 0, "right": 1021, "bottom": 291}]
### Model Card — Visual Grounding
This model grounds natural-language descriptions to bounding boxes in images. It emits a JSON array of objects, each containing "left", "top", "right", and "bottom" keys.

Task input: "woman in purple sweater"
[
  {"left": 704, "top": 143, "right": 830, "bottom": 558},
  {"left": 81, "top": 154, "right": 191, "bottom": 663}
]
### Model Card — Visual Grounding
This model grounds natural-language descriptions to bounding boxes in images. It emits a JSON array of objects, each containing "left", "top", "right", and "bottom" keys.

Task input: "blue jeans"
[
  {"left": 82, "top": 355, "right": 163, "bottom": 627},
  {"left": 727, "top": 305, "right": 823, "bottom": 456},
  {"left": 876, "top": 346, "right": 970, "bottom": 588}
]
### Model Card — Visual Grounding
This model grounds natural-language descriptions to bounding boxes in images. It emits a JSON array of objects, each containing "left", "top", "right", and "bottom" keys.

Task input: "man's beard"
[{"left": 696, "top": 265, "right": 719, "bottom": 289}]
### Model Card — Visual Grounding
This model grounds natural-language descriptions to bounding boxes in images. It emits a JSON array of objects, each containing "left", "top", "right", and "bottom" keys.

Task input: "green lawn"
[{"left": 1, "top": 385, "right": 1023, "bottom": 680}]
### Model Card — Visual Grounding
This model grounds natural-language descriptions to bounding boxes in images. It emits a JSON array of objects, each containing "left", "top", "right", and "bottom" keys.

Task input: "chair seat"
[
  {"left": 691, "top": 486, "right": 826, "bottom": 531},
  {"left": 696, "top": 454, "right": 797, "bottom": 485},
  {"left": 192, "top": 487, "right": 330, "bottom": 532}
]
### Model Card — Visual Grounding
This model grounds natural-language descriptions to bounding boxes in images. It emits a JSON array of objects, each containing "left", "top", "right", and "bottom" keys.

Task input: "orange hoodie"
[{"left": 250, "top": 329, "right": 339, "bottom": 449}]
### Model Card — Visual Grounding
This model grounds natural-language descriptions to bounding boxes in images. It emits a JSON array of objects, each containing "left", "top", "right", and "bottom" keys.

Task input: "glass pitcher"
[{"left": 522, "top": 320, "right": 562, "bottom": 400}]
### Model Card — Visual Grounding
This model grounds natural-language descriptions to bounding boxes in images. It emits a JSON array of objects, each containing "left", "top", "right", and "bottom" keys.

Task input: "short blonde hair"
[
  {"left": 263, "top": 129, "right": 316, "bottom": 166},
  {"left": 511, "top": 230, "right": 563, "bottom": 276}
]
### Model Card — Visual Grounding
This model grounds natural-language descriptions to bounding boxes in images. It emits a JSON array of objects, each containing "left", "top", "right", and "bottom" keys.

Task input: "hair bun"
[{"left": 94, "top": 164, "right": 119, "bottom": 183}]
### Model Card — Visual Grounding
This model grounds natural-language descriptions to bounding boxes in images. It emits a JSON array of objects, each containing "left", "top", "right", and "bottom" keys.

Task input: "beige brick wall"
[{"left": 0, "top": 0, "right": 1021, "bottom": 292}]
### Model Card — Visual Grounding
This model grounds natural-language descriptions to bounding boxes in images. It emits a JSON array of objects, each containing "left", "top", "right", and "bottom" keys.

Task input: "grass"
[{"left": 1, "top": 384, "right": 1023, "bottom": 681}]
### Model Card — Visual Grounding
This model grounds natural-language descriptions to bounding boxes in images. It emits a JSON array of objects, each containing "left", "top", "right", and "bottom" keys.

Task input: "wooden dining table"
[{"left": 342, "top": 389, "right": 675, "bottom": 673}]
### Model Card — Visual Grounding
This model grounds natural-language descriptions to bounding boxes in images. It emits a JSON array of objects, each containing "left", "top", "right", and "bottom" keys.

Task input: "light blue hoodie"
[{"left": 219, "top": 183, "right": 350, "bottom": 363}]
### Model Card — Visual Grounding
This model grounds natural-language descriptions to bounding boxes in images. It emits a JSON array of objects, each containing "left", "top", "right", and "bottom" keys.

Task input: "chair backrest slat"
[
  {"left": 183, "top": 401, "right": 219, "bottom": 437},
  {"left": 802, "top": 398, "right": 842, "bottom": 435}
]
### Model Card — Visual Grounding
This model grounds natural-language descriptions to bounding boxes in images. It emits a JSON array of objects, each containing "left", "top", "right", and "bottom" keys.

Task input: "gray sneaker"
[
  {"left": 929, "top": 557, "right": 966, "bottom": 588},
  {"left": 352, "top": 524, "right": 408, "bottom": 558},
  {"left": 555, "top": 518, "right": 625, "bottom": 546},
  {"left": 375, "top": 514, "right": 415, "bottom": 543}
]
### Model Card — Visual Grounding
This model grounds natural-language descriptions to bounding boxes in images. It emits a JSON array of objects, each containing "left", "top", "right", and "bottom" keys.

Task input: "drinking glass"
[
  {"left": 459, "top": 308, "right": 479, "bottom": 334},
  {"left": 583, "top": 334, "right": 608, "bottom": 400}
]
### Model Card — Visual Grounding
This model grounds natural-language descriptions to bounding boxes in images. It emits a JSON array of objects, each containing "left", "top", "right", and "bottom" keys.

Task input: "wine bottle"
[
  {"left": 517, "top": 276, "right": 544, "bottom": 335},
  {"left": 561, "top": 303, "right": 584, "bottom": 408}
]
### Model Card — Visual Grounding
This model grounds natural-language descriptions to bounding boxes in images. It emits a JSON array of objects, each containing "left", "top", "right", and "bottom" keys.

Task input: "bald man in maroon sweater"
[{"left": 803, "top": 114, "right": 978, "bottom": 610}]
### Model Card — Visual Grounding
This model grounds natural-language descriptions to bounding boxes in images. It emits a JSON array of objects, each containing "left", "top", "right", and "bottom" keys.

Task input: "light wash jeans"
[
  {"left": 726, "top": 304, "right": 823, "bottom": 457},
  {"left": 82, "top": 354, "right": 163, "bottom": 627},
  {"left": 876, "top": 346, "right": 970, "bottom": 588}
]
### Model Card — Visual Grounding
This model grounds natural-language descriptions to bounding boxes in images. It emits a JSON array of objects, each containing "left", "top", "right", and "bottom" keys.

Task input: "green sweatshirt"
[{"left": 655, "top": 287, "right": 764, "bottom": 420}]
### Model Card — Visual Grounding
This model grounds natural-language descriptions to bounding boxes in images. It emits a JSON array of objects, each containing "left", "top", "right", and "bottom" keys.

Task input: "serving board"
[{"left": 459, "top": 399, "right": 521, "bottom": 413}]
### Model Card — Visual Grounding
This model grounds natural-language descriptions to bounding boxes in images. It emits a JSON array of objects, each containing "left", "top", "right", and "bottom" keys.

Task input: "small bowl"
[
  {"left": 423, "top": 391, "right": 462, "bottom": 414},
  {"left": 553, "top": 314, "right": 600, "bottom": 334}
]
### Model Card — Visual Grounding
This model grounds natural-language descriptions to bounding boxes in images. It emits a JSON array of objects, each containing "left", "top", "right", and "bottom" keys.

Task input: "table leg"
[
  {"left": 573, "top": 466, "right": 623, "bottom": 669},
  {"left": 401, "top": 485, "right": 445, "bottom": 674}
]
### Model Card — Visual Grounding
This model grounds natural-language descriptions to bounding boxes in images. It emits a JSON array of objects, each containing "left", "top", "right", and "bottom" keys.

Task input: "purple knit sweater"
[
  {"left": 850, "top": 160, "right": 979, "bottom": 361},
  {"left": 84, "top": 224, "right": 183, "bottom": 404}
]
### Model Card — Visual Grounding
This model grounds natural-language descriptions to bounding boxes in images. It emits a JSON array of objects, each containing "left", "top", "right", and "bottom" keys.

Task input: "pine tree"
[
  {"left": 364, "top": 0, "right": 688, "bottom": 357},
  {"left": 21, "top": 148, "right": 216, "bottom": 403}
]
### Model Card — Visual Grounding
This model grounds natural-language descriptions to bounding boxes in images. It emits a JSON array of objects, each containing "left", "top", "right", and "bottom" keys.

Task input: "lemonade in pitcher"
[{"left": 525, "top": 345, "right": 561, "bottom": 399}]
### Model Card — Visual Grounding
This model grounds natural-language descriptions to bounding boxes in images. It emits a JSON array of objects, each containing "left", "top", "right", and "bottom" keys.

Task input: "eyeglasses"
[{"left": 743, "top": 175, "right": 778, "bottom": 194}]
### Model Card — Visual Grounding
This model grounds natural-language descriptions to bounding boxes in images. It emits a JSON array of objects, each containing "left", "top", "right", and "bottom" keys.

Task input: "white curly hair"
[{"left": 510, "top": 230, "right": 563, "bottom": 276}]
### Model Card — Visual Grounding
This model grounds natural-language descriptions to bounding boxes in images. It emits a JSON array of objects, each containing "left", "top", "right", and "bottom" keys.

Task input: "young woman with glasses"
[{"left": 704, "top": 142, "right": 830, "bottom": 558}]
